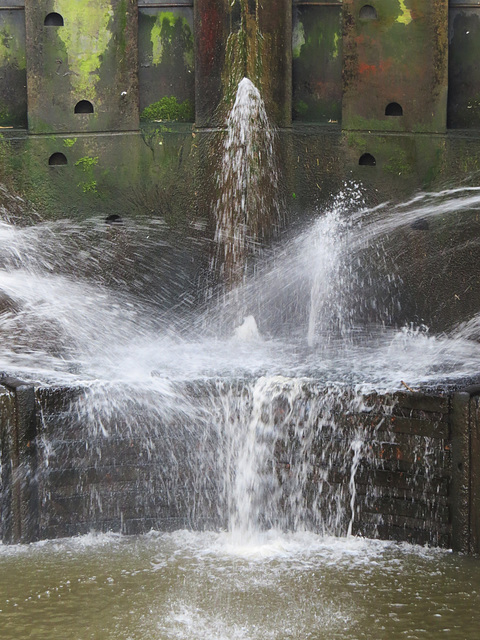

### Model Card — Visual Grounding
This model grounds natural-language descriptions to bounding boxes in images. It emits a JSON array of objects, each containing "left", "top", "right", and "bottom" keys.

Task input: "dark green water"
[{"left": 0, "top": 530, "right": 478, "bottom": 640}]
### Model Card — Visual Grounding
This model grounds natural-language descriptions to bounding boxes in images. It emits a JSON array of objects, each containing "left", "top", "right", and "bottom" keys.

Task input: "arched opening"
[
  {"left": 48, "top": 152, "right": 67, "bottom": 166},
  {"left": 74, "top": 100, "right": 94, "bottom": 114},
  {"left": 359, "top": 153, "right": 376, "bottom": 167},
  {"left": 385, "top": 102, "right": 403, "bottom": 117},
  {"left": 44, "top": 13, "right": 64, "bottom": 27},
  {"left": 359, "top": 5, "right": 377, "bottom": 20}
]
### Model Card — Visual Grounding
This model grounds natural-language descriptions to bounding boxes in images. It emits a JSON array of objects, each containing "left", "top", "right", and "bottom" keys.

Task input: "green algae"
[
  {"left": 75, "top": 155, "right": 99, "bottom": 193},
  {"left": 397, "top": 0, "right": 412, "bottom": 25},
  {"left": 332, "top": 32, "right": 340, "bottom": 60},
  {"left": 0, "top": 22, "right": 26, "bottom": 69},
  {"left": 151, "top": 11, "right": 193, "bottom": 69},
  {"left": 384, "top": 147, "right": 414, "bottom": 176},
  {"left": 54, "top": 0, "right": 114, "bottom": 99}
]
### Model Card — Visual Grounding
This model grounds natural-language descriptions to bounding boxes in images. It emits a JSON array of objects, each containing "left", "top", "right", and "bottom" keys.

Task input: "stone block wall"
[{"left": 1, "top": 377, "right": 479, "bottom": 551}]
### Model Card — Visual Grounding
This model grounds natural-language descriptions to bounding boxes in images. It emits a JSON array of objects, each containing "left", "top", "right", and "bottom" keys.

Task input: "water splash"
[
  {"left": 3, "top": 180, "right": 480, "bottom": 541},
  {"left": 2, "top": 184, "right": 480, "bottom": 387}
]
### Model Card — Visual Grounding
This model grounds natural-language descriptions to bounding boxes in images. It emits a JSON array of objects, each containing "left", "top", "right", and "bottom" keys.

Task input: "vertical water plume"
[
  {"left": 214, "top": 78, "right": 281, "bottom": 287},
  {"left": 306, "top": 205, "right": 352, "bottom": 346}
]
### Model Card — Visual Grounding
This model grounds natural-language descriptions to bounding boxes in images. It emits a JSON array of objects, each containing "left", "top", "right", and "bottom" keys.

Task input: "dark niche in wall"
[
  {"left": 44, "top": 13, "right": 64, "bottom": 27},
  {"left": 359, "top": 153, "right": 376, "bottom": 166},
  {"left": 385, "top": 102, "right": 403, "bottom": 116},
  {"left": 359, "top": 5, "right": 377, "bottom": 21},
  {"left": 48, "top": 152, "right": 67, "bottom": 166},
  {"left": 74, "top": 100, "right": 94, "bottom": 114}
]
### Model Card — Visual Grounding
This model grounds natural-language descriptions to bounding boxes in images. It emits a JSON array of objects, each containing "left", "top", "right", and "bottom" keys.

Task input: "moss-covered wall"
[
  {"left": 0, "top": 4, "right": 27, "bottom": 128},
  {"left": 24, "top": 0, "right": 139, "bottom": 134},
  {"left": 138, "top": 2, "right": 194, "bottom": 122},
  {"left": 1, "top": 126, "right": 197, "bottom": 224}
]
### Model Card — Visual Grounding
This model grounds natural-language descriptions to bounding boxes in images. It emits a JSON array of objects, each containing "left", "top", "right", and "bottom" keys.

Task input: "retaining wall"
[{"left": 1, "top": 376, "right": 479, "bottom": 552}]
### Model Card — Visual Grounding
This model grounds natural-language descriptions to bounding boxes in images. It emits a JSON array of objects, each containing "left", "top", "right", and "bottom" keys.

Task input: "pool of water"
[{"left": 0, "top": 530, "right": 479, "bottom": 639}]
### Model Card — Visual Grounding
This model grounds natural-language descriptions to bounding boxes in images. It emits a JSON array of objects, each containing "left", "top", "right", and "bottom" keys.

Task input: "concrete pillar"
[
  {"left": 194, "top": 0, "right": 230, "bottom": 127},
  {"left": 450, "top": 391, "right": 471, "bottom": 553},
  {"left": 1, "top": 377, "right": 39, "bottom": 544},
  {"left": 194, "top": 0, "right": 291, "bottom": 127}
]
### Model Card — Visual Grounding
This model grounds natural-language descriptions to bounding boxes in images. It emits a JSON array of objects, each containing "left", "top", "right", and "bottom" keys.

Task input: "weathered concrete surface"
[
  {"left": 342, "top": 0, "right": 448, "bottom": 133},
  {"left": 293, "top": 1, "right": 342, "bottom": 123},
  {"left": 0, "top": 385, "right": 15, "bottom": 543},
  {"left": 25, "top": 0, "right": 139, "bottom": 134},
  {"left": 0, "top": 379, "right": 38, "bottom": 544},
  {"left": 3, "top": 122, "right": 480, "bottom": 333},
  {"left": 448, "top": 3, "right": 480, "bottom": 128},
  {"left": 0, "top": 3, "right": 27, "bottom": 128},
  {"left": 194, "top": 0, "right": 230, "bottom": 127},
  {"left": 450, "top": 392, "right": 471, "bottom": 553}
]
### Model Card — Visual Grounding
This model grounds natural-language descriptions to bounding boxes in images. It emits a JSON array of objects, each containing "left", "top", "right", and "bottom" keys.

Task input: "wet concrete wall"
[
  {"left": 342, "top": 0, "right": 448, "bottom": 133},
  {"left": 0, "top": 378, "right": 479, "bottom": 551},
  {"left": 0, "top": 1, "right": 27, "bottom": 128},
  {"left": 2, "top": 1, "right": 480, "bottom": 134},
  {"left": 448, "top": 0, "right": 480, "bottom": 128},
  {"left": 25, "top": 0, "right": 139, "bottom": 134},
  {"left": 2, "top": 2, "right": 480, "bottom": 231}
]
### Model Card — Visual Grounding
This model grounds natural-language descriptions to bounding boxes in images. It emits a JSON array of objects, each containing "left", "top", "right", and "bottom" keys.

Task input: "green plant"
[
  {"left": 75, "top": 156, "right": 99, "bottom": 193},
  {"left": 140, "top": 97, "right": 194, "bottom": 122},
  {"left": 293, "top": 100, "right": 309, "bottom": 117}
]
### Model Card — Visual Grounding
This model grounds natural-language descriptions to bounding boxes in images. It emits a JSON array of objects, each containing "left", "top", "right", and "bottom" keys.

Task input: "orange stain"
[{"left": 358, "top": 62, "right": 377, "bottom": 75}]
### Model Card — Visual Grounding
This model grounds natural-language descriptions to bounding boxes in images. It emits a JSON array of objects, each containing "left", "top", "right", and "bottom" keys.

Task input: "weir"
[
  {"left": 1, "top": 377, "right": 480, "bottom": 552},
  {"left": 0, "top": 1, "right": 479, "bottom": 554}
]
